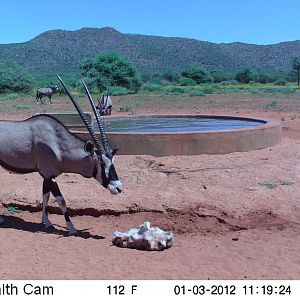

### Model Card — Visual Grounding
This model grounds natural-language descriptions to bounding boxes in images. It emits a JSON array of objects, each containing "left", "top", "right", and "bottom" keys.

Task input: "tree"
[
  {"left": 181, "top": 67, "right": 213, "bottom": 84},
  {"left": 235, "top": 68, "right": 253, "bottom": 84},
  {"left": 0, "top": 60, "right": 34, "bottom": 93},
  {"left": 292, "top": 57, "right": 300, "bottom": 86},
  {"left": 79, "top": 52, "right": 142, "bottom": 92}
]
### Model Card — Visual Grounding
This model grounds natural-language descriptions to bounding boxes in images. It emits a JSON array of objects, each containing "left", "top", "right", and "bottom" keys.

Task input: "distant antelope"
[
  {"left": 97, "top": 91, "right": 112, "bottom": 116},
  {"left": 0, "top": 76, "right": 122, "bottom": 234},
  {"left": 36, "top": 85, "right": 59, "bottom": 104}
]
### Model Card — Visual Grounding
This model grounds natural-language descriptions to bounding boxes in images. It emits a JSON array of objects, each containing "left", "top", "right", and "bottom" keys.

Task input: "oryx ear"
[
  {"left": 111, "top": 146, "right": 120, "bottom": 156},
  {"left": 84, "top": 140, "right": 94, "bottom": 155}
]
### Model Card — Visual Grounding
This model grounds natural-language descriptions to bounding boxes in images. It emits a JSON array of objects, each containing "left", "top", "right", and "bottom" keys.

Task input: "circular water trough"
[{"left": 71, "top": 115, "right": 282, "bottom": 156}]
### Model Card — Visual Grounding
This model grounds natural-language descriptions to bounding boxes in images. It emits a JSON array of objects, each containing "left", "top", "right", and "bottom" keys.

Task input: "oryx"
[
  {"left": 36, "top": 85, "right": 59, "bottom": 104},
  {"left": 0, "top": 76, "right": 122, "bottom": 234},
  {"left": 97, "top": 91, "right": 112, "bottom": 116}
]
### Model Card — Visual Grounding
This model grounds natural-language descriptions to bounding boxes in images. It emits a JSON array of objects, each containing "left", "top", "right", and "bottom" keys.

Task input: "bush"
[
  {"left": 178, "top": 77, "right": 197, "bottom": 86},
  {"left": 79, "top": 52, "right": 142, "bottom": 93},
  {"left": 164, "top": 86, "right": 185, "bottom": 94},
  {"left": 187, "top": 89, "right": 206, "bottom": 97},
  {"left": 235, "top": 68, "right": 253, "bottom": 83},
  {"left": 263, "top": 86, "right": 296, "bottom": 94},
  {"left": 110, "top": 86, "right": 129, "bottom": 95},
  {"left": 255, "top": 73, "right": 273, "bottom": 84},
  {"left": 211, "top": 71, "right": 233, "bottom": 83},
  {"left": 0, "top": 61, "right": 34, "bottom": 93},
  {"left": 219, "top": 80, "right": 239, "bottom": 85},
  {"left": 6, "top": 92, "right": 20, "bottom": 99},
  {"left": 161, "top": 71, "right": 180, "bottom": 84},
  {"left": 274, "top": 78, "right": 287, "bottom": 86},
  {"left": 200, "top": 86, "right": 218, "bottom": 94},
  {"left": 142, "top": 83, "right": 162, "bottom": 92},
  {"left": 181, "top": 67, "right": 213, "bottom": 84}
]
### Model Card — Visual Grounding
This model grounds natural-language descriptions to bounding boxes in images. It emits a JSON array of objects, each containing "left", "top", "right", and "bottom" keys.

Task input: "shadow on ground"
[{"left": 0, "top": 215, "right": 105, "bottom": 240}]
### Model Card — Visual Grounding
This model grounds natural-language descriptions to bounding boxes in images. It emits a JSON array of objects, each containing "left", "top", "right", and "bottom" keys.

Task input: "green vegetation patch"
[
  {"left": 259, "top": 183, "right": 277, "bottom": 189},
  {"left": 4, "top": 206, "right": 21, "bottom": 214},
  {"left": 13, "top": 104, "right": 30, "bottom": 110}
]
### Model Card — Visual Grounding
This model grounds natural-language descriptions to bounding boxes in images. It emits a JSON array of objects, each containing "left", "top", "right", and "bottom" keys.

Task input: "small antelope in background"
[
  {"left": 97, "top": 90, "right": 112, "bottom": 116},
  {"left": 0, "top": 76, "right": 122, "bottom": 234},
  {"left": 36, "top": 85, "right": 59, "bottom": 104}
]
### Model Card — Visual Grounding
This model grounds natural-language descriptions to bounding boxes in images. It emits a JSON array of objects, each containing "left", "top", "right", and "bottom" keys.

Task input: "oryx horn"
[
  {"left": 81, "top": 80, "right": 111, "bottom": 155},
  {"left": 57, "top": 75, "right": 105, "bottom": 155}
]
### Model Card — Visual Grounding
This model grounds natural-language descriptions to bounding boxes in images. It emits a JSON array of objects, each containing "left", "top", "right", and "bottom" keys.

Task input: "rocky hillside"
[{"left": 0, "top": 27, "right": 299, "bottom": 74}]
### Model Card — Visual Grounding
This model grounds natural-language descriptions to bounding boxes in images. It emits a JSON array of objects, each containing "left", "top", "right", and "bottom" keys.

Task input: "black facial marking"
[
  {"left": 100, "top": 164, "right": 109, "bottom": 188},
  {"left": 109, "top": 165, "right": 119, "bottom": 181}
]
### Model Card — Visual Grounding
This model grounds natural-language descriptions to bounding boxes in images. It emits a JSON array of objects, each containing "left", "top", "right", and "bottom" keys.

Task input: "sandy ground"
[{"left": 1, "top": 94, "right": 300, "bottom": 279}]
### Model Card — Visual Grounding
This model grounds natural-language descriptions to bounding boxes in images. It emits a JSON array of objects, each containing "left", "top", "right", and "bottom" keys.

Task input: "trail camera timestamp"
[{"left": 173, "top": 284, "right": 292, "bottom": 296}]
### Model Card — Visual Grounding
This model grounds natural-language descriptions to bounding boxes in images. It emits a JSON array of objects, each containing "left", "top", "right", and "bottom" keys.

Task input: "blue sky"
[{"left": 0, "top": 0, "right": 299, "bottom": 45}]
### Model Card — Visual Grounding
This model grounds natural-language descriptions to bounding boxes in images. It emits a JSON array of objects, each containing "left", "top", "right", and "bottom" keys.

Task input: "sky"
[{"left": 0, "top": 0, "right": 299, "bottom": 45}]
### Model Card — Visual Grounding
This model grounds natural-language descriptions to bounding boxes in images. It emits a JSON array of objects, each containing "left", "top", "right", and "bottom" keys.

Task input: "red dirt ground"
[{"left": 1, "top": 94, "right": 300, "bottom": 279}]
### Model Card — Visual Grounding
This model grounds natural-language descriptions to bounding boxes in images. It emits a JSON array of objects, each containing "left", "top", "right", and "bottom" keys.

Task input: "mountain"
[{"left": 0, "top": 27, "right": 300, "bottom": 74}]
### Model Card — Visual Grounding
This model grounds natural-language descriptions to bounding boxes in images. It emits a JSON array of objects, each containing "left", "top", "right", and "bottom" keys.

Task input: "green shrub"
[
  {"left": 181, "top": 67, "right": 213, "bottom": 84},
  {"left": 178, "top": 77, "right": 197, "bottom": 86},
  {"left": 200, "top": 86, "right": 218, "bottom": 94},
  {"left": 161, "top": 71, "right": 180, "bottom": 84},
  {"left": 263, "top": 86, "right": 296, "bottom": 94},
  {"left": 0, "top": 61, "right": 34, "bottom": 93},
  {"left": 110, "top": 86, "right": 129, "bottom": 95},
  {"left": 235, "top": 68, "right": 254, "bottom": 83},
  {"left": 255, "top": 73, "right": 273, "bottom": 84},
  {"left": 142, "top": 83, "right": 162, "bottom": 92},
  {"left": 211, "top": 71, "right": 234, "bottom": 83},
  {"left": 14, "top": 104, "right": 29, "bottom": 110},
  {"left": 219, "top": 80, "right": 238, "bottom": 85},
  {"left": 274, "top": 78, "right": 287, "bottom": 86},
  {"left": 164, "top": 86, "right": 185, "bottom": 94},
  {"left": 249, "top": 88, "right": 260, "bottom": 95},
  {"left": 188, "top": 89, "right": 206, "bottom": 97},
  {"left": 5, "top": 92, "right": 20, "bottom": 99}
]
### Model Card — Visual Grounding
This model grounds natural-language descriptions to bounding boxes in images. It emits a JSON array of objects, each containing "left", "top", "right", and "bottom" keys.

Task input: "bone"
[{"left": 112, "top": 221, "right": 174, "bottom": 251}]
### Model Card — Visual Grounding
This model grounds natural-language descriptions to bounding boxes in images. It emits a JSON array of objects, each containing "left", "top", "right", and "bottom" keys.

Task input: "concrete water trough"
[{"left": 45, "top": 113, "right": 282, "bottom": 156}]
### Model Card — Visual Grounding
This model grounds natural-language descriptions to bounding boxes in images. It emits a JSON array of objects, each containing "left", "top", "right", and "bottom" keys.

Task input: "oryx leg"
[
  {"left": 49, "top": 178, "right": 77, "bottom": 235},
  {"left": 42, "top": 179, "right": 54, "bottom": 229},
  {"left": 48, "top": 95, "right": 52, "bottom": 104}
]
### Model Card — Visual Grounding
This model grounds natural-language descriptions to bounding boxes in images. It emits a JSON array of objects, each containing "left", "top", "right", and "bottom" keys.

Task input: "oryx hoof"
[
  {"left": 43, "top": 222, "right": 55, "bottom": 230},
  {"left": 46, "top": 225, "right": 55, "bottom": 230},
  {"left": 68, "top": 229, "right": 78, "bottom": 236},
  {"left": 66, "top": 221, "right": 77, "bottom": 235}
]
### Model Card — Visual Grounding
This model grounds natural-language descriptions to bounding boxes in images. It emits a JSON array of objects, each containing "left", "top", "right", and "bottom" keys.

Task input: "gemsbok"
[
  {"left": 97, "top": 91, "right": 112, "bottom": 116},
  {"left": 0, "top": 76, "right": 122, "bottom": 234},
  {"left": 36, "top": 85, "right": 59, "bottom": 104}
]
